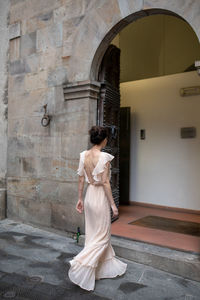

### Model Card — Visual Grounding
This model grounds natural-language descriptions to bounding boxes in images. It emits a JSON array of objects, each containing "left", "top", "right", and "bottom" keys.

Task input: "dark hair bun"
[{"left": 89, "top": 126, "right": 109, "bottom": 145}]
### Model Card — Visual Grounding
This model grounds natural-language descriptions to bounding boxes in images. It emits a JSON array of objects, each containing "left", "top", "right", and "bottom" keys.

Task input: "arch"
[{"left": 66, "top": 0, "right": 200, "bottom": 83}]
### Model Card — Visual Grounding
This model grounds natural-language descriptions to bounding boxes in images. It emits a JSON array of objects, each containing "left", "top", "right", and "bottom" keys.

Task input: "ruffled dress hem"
[{"left": 68, "top": 256, "right": 127, "bottom": 291}]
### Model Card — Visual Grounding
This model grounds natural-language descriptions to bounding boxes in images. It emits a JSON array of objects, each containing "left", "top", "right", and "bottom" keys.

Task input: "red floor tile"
[{"left": 111, "top": 205, "right": 200, "bottom": 253}]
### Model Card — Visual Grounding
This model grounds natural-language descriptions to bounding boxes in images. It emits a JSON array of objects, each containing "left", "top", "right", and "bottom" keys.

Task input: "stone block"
[
  {"left": 7, "top": 156, "right": 22, "bottom": 177},
  {"left": 61, "top": 134, "right": 89, "bottom": 159},
  {"left": 53, "top": 110, "right": 90, "bottom": 136},
  {"left": 47, "top": 66, "right": 67, "bottom": 87},
  {"left": 53, "top": 5, "right": 66, "bottom": 23},
  {"left": 39, "top": 47, "right": 63, "bottom": 71},
  {"left": 10, "top": 1, "right": 29, "bottom": 24},
  {"left": 9, "top": 59, "right": 31, "bottom": 75},
  {"left": 24, "top": 11, "right": 53, "bottom": 34},
  {"left": 34, "top": 136, "right": 62, "bottom": 158},
  {"left": 9, "top": 22, "right": 21, "bottom": 40},
  {"left": 21, "top": 157, "right": 37, "bottom": 176},
  {"left": 89, "top": 98, "right": 97, "bottom": 127},
  {"left": 8, "top": 88, "right": 48, "bottom": 118},
  {"left": 58, "top": 181, "right": 87, "bottom": 204},
  {"left": 96, "top": 0, "right": 121, "bottom": 26},
  {"left": 0, "top": 188, "right": 6, "bottom": 219},
  {"left": 20, "top": 31, "right": 36, "bottom": 57},
  {"left": 18, "top": 198, "right": 51, "bottom": 227},
  {"left": 62, "top": 39, "right": 73, "bottom": 58},
  {"left": 7, "top": 177, "right": 38, "bottom": 200},
  {"left": 62, "top": 16, "right": 84, "bottom": 41},
  {"left": 59, "top": 0, "right": 86, "bottom": 19},
  {"left": 118, "top": 0, "right": 143, "bottom": 18},
  {"left": 0, "top": 138, "right": 7, "bottom": 177},
  {"left": 9, "top": 37, "right": 20, "bottom": 62},
  {"left": 62, "top": 16, "right": 84, "bottom": 58},
  {"left": 6, "top": 194, "right": 20, "bottom": 219},
  {"left": 25, "top": 53, "right": 39, "bottom": 73},
  {"left": 10, "top": 0, "right": 61, "bottom": 24},
  {"left": 36, "top": 179, "right": 59, "bottom": 202},
  {"left": 25, "top": 71, "right": 47, "bottom": 91},
  {"left": 0, "top": 178, "right": 6, "bottom": 189},
  {"left": 51, "top": 202, "right": 84, "bottom": 233},
  {"left": 59, "top": 159, "right": 79, "bottom": 181},
  {"left": 7, "top": 155, "right": 37, "bottom": 177},
  {"left": 8, "top": 73, "right": 25, "bottom": 95},
  {"left": 7, "top": 137, "right": 35, "bottom": 159},
  {"left": 36, "top": 157, "right": 78, "bottom": 180},
  {"left": 37, "top": 157, "right": 52, "bottom": 178},
  {"left": 23, "top": 116, "right": 51, "bottom": 137},
  {"left": 36, "top": 23, "right": 63, "bottom": 52},
  {"left": 10, "top": 0, "right": 25, "bottom": 5},
  {"left": 7, "top": 117, "right": 24, "bottom": 138}
]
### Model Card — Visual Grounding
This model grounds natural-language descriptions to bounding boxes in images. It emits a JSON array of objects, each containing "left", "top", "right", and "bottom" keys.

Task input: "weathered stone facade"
[{"left": 2, "top": 0, "right": 200, "bottom": 232}]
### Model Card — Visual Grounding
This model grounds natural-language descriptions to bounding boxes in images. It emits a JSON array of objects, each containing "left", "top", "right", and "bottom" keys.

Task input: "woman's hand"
[
  {"left": 76, "top": 199, "right": 84, "bottom": 213},
  {"left": 92, "top": 181, "right": 103, "bottom": 186},
  {"left": 111, "top": 204, "right": 118, "bottom": 218}
]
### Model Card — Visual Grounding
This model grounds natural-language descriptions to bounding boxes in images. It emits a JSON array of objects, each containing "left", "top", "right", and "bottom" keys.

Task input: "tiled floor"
[{"left": 111, "top": 205, "right": 200, "bottom": 253}]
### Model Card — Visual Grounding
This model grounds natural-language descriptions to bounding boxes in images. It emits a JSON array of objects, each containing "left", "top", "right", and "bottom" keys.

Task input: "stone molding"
[{"left": 63, "top": 81, "right": 101, "bottom": 101}]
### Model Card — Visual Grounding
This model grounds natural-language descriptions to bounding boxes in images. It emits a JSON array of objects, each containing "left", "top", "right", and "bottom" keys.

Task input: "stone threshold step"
[{"left": 78, "top": 234, "right": 200, "bottom": 283}]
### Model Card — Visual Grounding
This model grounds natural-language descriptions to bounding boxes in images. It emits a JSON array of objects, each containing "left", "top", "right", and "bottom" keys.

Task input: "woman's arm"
[
  {"left": 78, "top": 175, "right": 85, "bottom": 200},
  {"left": 76, "top": 175, "right": 85, "bottom": 213}
]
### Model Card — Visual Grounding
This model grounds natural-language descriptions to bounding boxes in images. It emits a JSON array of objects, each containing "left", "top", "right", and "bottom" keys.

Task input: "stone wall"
[
  {"left": 7, "top": 0, "right": 99, "bottom": 232},
  {"left": 6, "top": 0, "right": 200, "bottom": 232},
  {"left": 0, "top": 0, "right": 10, "bottom": 219}
]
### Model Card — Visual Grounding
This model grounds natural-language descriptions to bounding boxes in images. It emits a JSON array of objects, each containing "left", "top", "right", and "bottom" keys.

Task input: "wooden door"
[{"left": 97, "top": 45, "right": 120, "bottom": 222}]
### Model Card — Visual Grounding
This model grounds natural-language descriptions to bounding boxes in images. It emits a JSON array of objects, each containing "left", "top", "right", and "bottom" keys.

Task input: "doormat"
[{"left": 129, "top": 216, "right": 200, "bottom": 237}]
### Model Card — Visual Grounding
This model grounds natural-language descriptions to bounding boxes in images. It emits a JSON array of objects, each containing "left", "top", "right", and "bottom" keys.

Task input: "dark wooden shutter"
[
  {"left": 119, "top": 107, "right": 131, "bottom": 205},
  {"left": 97, "top": 45, "right": 120, "bottom": 222}
]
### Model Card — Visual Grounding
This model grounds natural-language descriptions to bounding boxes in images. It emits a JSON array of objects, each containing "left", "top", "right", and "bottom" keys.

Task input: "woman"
[{"left": 68, "top": 126, "right": 127, "bottom": 291}]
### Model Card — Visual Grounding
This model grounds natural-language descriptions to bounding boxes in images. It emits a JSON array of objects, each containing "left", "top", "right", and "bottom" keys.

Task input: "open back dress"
[{"left": 68, "top": 150, "right": 127, "bottom": 291}]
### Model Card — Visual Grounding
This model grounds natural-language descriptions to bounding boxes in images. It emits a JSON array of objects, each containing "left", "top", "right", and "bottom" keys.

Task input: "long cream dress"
[{"left": 68, "top": 150, "right": 127, "bottom": 291}]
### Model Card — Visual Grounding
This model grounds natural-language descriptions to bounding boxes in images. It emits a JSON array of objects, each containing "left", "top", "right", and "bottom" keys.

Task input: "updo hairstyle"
[{"left": 89, "top": 126, "right": 109, "bottom": 145}]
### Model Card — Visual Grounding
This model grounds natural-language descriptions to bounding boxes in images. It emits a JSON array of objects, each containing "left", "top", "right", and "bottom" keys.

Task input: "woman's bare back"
[{"left": 84, "top": 150, "right": 102, "bottom": 184}]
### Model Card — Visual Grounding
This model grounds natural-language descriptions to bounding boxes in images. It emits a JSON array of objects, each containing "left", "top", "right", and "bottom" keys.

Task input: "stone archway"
[
  {"left": 65, "top": 0, "right": 200, "bottom": 83},
  {"left": 64, "top": 0, "right": 200, "bottom": 151}
]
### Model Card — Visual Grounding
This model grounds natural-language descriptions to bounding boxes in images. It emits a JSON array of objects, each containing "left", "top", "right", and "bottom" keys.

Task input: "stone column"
[
  {"left": 63, "top": 80, "right": 101, "bottom": 146},
  {"left": 62, "top": 80, "right": 100, "bottom": 233}
]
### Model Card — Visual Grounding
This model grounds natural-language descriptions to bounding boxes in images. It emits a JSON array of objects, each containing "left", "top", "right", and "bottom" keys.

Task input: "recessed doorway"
[{"left": 97, "top": 11, "right": 200, "bottom": 252}]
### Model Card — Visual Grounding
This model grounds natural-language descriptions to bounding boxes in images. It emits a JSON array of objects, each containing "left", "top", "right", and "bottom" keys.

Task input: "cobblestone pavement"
[{"left": 0, "top": 218, "right": 200, "bottom": 300}]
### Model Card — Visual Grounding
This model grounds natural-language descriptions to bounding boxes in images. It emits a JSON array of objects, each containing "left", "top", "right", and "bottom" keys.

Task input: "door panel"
[{"left": 119, "top": 107, "right": 131, "bottom": 205}]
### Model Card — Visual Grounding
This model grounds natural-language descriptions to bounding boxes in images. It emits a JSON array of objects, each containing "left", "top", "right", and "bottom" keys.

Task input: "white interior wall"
[{"left": 120, "top": 71, "right": 200, "bottom": 210}]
